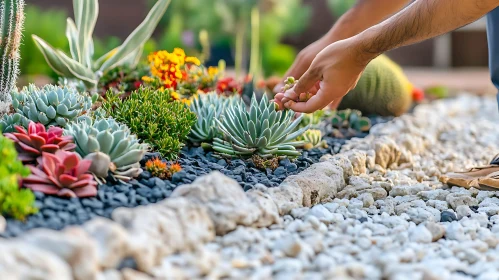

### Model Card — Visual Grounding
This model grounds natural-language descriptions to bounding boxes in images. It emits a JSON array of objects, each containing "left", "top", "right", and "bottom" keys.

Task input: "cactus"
[
  {"left": 338, "top": 55, "right": 413, "bottom": 117},
  {"left": 0, "top": 0, "right": 25, "bottom": 113}
]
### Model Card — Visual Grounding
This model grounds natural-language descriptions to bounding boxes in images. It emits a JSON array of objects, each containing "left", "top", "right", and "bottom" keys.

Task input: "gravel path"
[{"left": 139, "top": 95, "right": 499, "bottom": 280}]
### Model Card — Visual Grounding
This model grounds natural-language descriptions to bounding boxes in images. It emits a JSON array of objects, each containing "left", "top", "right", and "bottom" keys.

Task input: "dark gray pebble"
[{"left": 441, "top": 211, "right": 457, "bottom": 222}]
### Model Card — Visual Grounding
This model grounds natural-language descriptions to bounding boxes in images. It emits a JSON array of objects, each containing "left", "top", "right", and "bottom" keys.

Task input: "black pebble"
[
  {"left": 274, "top": 166, "right": 287, "bottom": 176},
  {"left": 358, "top": 217, "right": 368, "bottom": 223},
  {"left": 441, "top": 211, "right": 457, "bottom": 222}
]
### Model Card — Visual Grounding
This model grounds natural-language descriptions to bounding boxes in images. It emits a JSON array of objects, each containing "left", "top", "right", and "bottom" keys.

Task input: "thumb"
[{"left": 288, "top": 67, "right": 321, "bottom": 99}]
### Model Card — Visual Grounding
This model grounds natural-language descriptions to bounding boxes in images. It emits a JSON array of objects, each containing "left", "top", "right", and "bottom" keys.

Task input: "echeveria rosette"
[
  {"left": 0, "top": 84, "right": 93, "bottom": 133},
  {"left": 64, "top": 116, "right": 148, "bottom": 182},
  {"left": 213, "top": 94, "right": 309, "bottom": 159},
  {"left": 23, "top": 150, "right": 97, "bottom": 198},
  {"left": 4, "top": 121, "right": 76, "bottom": 163},
  {"left": 189, "top": 92, "right": 243, "bottom": 144}
]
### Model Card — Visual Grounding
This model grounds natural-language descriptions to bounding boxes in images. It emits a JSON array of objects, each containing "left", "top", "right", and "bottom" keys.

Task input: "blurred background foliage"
[{"left": 21, "top": 0, "right": 359, "bottom": 80}]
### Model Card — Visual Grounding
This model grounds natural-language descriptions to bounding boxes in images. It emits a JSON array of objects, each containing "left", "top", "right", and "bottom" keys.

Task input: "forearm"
[
  {"left": 324, "top": 0, "right": 411, "bottom": 43},
  {"left": 353, "top": 0, "right": 499, "bottom": 61}
]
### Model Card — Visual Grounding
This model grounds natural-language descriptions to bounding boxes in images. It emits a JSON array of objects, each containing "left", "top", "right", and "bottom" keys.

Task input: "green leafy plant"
[
  {"left": 0, "top": 134, "right": 37, "bottom": 221},
  {"left": 0, "top": 84, "right": 94, "bottom": 133},
  {"left": 213, "top": 94, "right": 308, "bottom": 158},
  {"left": 332, "top": 109, "right": 371, "bottom": 132},
  {"left": 64, "top": 116, "right": 148, "bottom": 183},
  {"left": 189, "top": 92, "right": 242, "bottom": 144},
  {"left": 101, "top": 88, "right": 197, "bottom": 160},
  {"left": 32, "top": 0, "right": 171, "bottom": 90},
  {"left": 0, "top": 0, "right": 25, "bottom": 115}
]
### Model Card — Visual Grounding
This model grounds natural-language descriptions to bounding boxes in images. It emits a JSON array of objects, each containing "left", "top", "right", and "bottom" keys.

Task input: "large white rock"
[
  {"left": 112, "top": 197, "right": 214, "bottom": 272},
  {"left": 171, "top": 171, "right": 274, "bottom": 235},
  {"left": 0, "top": 240, "right": 72, "bottom": 280},
  {"left": 21, "top": 227, "right": 99, "bottom": 280},
  {"left": 282, "top": 161, "right": 345, "bottom": 207},
  {"left": 83, "top": 218, "right": 129, "bottom": 269}
]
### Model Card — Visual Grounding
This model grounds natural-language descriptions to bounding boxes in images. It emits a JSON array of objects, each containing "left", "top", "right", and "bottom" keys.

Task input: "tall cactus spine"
[{"left": 0, "top": 0, "right": 24, "bottom": 106}]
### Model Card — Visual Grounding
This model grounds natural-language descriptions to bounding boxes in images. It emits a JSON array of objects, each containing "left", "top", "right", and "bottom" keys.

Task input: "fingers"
[
  {"left": 272, "top": 93, "right": 285, "bottom": 110},
  {"left": 292, "top": 67, "right": 321, "bottom": 99}
]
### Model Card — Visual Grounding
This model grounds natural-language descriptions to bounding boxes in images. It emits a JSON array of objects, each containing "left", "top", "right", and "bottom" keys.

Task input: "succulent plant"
[
  {"left": 0, "top": 84, "right": 94, "bottom": 133},
  {"left": 0, "top": 0, "right": 24, "bottom": 104},
  {"left": 23, "top": 150, "right": 97, "bottom": 198},
  {"left": 33, "top": 0, "right": 171, "bottom": 90},
  {"left": 331, "top": 109, "right": 371, "bottom": 132},
  {"left": 300, "top": 129, "right": 328, "bottom": 150},
  {"left": 4, "top": 121, "right": 76, "bottom": 163},
  {"left": 189, "top": 92, "right": 242, "bottom": 144},
  {"left": 213, "top": 94, "right": 308, "bottom": 158},
  {"left": 64, "top": 116, "right": 148, "bottom": 182}
]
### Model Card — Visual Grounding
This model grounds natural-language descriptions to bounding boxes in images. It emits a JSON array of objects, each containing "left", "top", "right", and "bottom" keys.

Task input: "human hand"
[
  {"left": 273, "top": 38, "right": 332, "bottom": 94},
  {"left": 274, "top": 39, "right": 371, "bottom": 113}
]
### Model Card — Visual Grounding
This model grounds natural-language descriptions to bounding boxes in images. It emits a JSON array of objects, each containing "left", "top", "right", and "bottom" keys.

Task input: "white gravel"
[{"left": 148, "top": 95, "right": 499, "bottom": 280}]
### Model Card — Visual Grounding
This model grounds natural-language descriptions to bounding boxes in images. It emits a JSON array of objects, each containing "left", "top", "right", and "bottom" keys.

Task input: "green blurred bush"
[
  {"left": 21, "top": 6, "right": 68, "bottom": 79},
  {"left": 150, "top": 0, "right": 311, "bottom": 76}
]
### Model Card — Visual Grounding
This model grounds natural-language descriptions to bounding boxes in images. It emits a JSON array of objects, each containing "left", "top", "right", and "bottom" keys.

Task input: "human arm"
[
  {"left": 277, "top": 0, "right": 499, "bottom": 113},
  {"left": 274, "top": 0, "right": 410, "bottom": 92}
]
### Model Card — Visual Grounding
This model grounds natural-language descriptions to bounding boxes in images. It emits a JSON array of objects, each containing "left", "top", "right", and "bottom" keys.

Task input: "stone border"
[{"left": 0, "top": 101, "right": 427, "bottom": 279}]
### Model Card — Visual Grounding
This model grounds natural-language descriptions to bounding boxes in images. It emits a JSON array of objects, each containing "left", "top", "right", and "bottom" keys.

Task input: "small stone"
[
  {"left": 274, "top": 166, "right": 287, "bottom": 176},
  {"left": 446, "top": 193, "right": 478, "bottom": 210},
  {"left": 446, "top": 222, "right": 469, "bottom": 241},
  {"left": 425, "top": 222, "right": 446, "bottom": 242},
  {"left": 441, "top": 210, "right": 457, "bottom": 222},
  {"left": 286, "top": 163, "right": 298, "bottom": 172},
  {"left": 409, "top": 225, "right": 432, "bottom": 243},
  {"left": 358, "top": 193, "right": 374, "bottom": 208},
  {"left": 456, "top": 205, "right": 473, "bottom": 220},
  {"left": 273, "top": 236, "right": 303, "bottom": 258}
]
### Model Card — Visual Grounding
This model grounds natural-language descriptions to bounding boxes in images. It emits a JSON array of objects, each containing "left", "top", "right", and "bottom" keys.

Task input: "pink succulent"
[
  {"left": 23, "top": 150, "right": 98, "bottom": 198},
  {"left": 4, "top": 121, "right": 76, "bottom": 163}
]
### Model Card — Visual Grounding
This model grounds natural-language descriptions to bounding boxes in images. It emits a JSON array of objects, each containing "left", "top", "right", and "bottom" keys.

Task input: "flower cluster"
[
  {"left": 145, "top": 157, "right": 182, "bottom": 179},
  {"left": 143, "top": 48, "right": 222, "bottom": 104}
]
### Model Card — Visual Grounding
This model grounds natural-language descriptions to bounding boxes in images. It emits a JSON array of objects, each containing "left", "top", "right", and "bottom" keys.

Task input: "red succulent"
[
  {"left": 23, "top": 150, "right": 97, "bottom": 198},
  {"left": 4, "top": 122, "right": 76, "bottom": 163}
]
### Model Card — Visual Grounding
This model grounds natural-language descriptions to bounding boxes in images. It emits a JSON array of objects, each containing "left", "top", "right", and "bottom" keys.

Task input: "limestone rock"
[
  {"left": 372, "top": 136, "right": 402, "bottom": 168},
  {"left": 83, "top": 218, "right": 129, "bottom": 269},
  {"left": 266, "top": 182, "right": 304, "bottom": 215},
  {"left": 112, "top": 197, "right": 214, "bottom": 272},
  {"left": 171, "top": 172, "right": 267, "bottom": 235},
  {"left": 320, "top": 153, "right": 353, "bottom": 181},
  {"left": 0, "top": 215, "right": 5, "bottom": 233},
  {"left": 246, "top": 189, "right": 280, "bottom": 228},
  {"left": 21, "top": 227, "right": 98, "bottom": 280},
  {"left": 282, "top": 162, "right": 345, "bottom": 207},
  {"left": 446, "top": 193, "right": 478, "bottom": 210},
  {"left": 343, "top": 150, "right": 367, "bottom": 175},
  {"left": 0, "top": 240, "right": 72, "bottom": 280}
]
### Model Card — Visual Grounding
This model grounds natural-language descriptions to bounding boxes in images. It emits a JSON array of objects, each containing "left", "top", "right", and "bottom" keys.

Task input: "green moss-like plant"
[
  {"left": 0, "top": 134, "right": 37, "bottom": 221},
  {"left": 101, "top": 88, "right": 196, "bottom": 160}
]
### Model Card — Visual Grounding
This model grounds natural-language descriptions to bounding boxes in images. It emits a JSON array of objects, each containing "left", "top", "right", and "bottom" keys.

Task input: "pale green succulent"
[
  {"left": 0, "top": 84, "right": 93, "bottom": 133},
  {"left": 64, "top": 116, "right": 148, "bottom": 182},
  {"left": 32, "top": 0, "right": 171, "bottom": 90},
  {"left": 189, "top": 92, "right": 242, "bottom": 144},
  {"left": 213, "top": 94, "right": 309, "bottom": 158},
  {"left": 300, "top": 129, "right": 328, "bottom": 150}
]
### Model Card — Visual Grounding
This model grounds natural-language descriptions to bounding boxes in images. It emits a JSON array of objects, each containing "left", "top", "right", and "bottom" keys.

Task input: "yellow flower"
[
  {"left": 185, "top": 56, "right": 201, "bottom": 66},
  {"left": 208, "top": 66, "right": 219, "bottom": 78},
  {"left": 142, "top": 76, "right": 154, "bottom": 83},
  {"left": 171, "top": 91, "right": 181, "bottom": 100}
]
